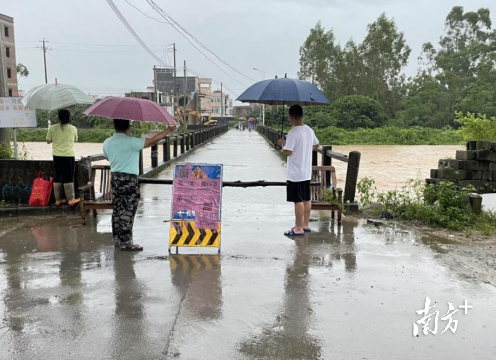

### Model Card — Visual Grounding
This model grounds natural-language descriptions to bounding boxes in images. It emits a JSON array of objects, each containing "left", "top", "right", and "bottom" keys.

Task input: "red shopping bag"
[{"left": 29, "top": 172, "right": 53, "bottom": 206}]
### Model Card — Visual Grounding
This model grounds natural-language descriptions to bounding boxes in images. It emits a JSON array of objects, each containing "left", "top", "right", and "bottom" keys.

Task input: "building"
[
  {"left": 211, "top": 89, "right": 233, "bottom": 118},
  {"left": 125, "top": 91, "right": 157, "bottom": 102},
  {"left": 0, "top": 13, "right": 17, "bottom": 97},
  {"left": 233, "top": 104, "right": 262, "bottom": 117}
]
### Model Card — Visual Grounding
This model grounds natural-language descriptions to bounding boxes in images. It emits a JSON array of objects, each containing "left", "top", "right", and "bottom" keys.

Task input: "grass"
[{"left": 357, "top": 177, "right": 496, "bottom": 236}]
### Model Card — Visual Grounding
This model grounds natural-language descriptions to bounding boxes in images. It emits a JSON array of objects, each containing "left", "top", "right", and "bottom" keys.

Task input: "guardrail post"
[
  {"left": 192, "top": 131, "right": 197, "bottom": 148},
  {"left": 164, "top": 137, "right": 170, "bottom": 162},
  {"left": 186, "top": 133, "right": 190, "bottom": 151},
  {"left": 173, "top": 136, "right": 178, "bottom": 158},
  {"left": 322, "top": 145, "right": 332, "bottom": 186},
  {"left": 151, "top": 144, "right": 158, "bottom": 168},
  {"left": 139, "top": 150, "right": 144, "bottom": 175},
  {"left": 344, "top": 151, "right": 361, "bottom": 204},
  {"left": 180, "top": 135, "right": 185, "bottom": 154}
]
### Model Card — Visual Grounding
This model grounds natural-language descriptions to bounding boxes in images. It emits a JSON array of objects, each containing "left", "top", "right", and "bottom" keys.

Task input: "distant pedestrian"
[
  {"left": 46, "top": 109, "right": 80, "bottom": 207},
  {"left": 277, "top": 105, "right": 319, "bottom": 236},
  {"left": 103, "top": 119, "right": 176, "bottom": 251},
  {"left": 248, "top": 121, "right": 253, "bottom": 132}
]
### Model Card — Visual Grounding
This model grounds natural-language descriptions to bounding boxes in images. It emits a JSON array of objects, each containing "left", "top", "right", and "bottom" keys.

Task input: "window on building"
[
  {"left": 4, "top": 26, "right": 9, "bottom": 37},
  {"left": 8, "top": 88, "right": 13, "bottom": 97},
  {"left": 6, "top": 47, "right": 10, "bottom": 58},
  {"left": 7, "top": 68, "right": 11, "bottom": 78}
]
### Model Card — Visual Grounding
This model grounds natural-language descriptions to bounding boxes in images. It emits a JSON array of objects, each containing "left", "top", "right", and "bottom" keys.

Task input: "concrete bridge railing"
[
  {"left": 257, "top": 125, "right": 361, "bottom": 210},
  {"left": 140, "top": 125, "right": 228, "bottom": 178}
]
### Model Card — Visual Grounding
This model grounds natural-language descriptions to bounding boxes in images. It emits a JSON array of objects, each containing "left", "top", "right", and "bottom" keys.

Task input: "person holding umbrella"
[
  {"left": 46, "top": 109, "right": 80, "bottom": 207},
  {"left": 84, "top": 97, "right": 176, "bottom": 251},
  {"left": 277, "top": 105, "right": 319, "bottom": 236},
  {"left": 22, "top": 81, "right": 93, "bottom": 207},
  {"left": 236, "top": 75, "right": 329, "bottom": 236}
]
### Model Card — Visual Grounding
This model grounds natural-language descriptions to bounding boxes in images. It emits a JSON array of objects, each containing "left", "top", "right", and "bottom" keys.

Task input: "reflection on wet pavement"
[{"left": 1, "top": 131, "right": 496, "bottom": 359}]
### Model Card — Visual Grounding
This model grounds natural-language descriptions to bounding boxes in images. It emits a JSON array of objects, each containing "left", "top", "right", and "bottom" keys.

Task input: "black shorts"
[
  {"left": 53, "top": 156, "right": 75, "bottom": 183},
  {"left": 287, "top": 180, "right": 311, "bottom": 203}
]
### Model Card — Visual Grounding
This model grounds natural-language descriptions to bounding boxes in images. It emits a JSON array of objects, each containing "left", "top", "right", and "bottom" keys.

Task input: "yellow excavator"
[
  {"left": 177, "top": 107, "right": 217, "bottom": 125},
  {"left": 201, "top": 114, "right": 217, "bottom": 125}
]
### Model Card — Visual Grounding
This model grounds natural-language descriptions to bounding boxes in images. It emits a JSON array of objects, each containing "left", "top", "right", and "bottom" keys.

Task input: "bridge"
[{"left": 0, "top": 128, "right": 495, "bottom": 359}]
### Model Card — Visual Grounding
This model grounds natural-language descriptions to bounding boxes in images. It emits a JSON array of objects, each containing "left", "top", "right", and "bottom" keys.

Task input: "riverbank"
[
  {"left": 314, "top": 126, "right": 463, "bottom": 145},
  {"left": 14, "top": 126, "right": 464, "bottom": 145}
]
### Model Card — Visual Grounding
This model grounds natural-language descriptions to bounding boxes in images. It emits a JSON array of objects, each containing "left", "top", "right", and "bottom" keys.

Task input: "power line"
[
  {"left": 147, "top": 0, "right": 256, "bottom": 82},
  {"left": 106, "top": 0, "right": 163, "bottom": 64},
  {"left": 17, "top": 40, "right": 174, "bottom": 48},
  {"left": 124, "top": 0, "right": 248, "bottom": 88},
  {"left": 124, "top": 0, "right": 170, "bottom": 25}
]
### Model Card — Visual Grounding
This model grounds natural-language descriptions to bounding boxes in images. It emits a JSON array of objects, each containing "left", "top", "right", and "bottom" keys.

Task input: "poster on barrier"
[{"left": 169, "top": 163, "right": 223, "bottom": 252}]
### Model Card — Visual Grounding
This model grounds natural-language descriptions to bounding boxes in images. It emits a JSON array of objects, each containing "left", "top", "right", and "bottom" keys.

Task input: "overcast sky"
[{"left": 4, "top": 0, "right": 496, "bottom": 103}]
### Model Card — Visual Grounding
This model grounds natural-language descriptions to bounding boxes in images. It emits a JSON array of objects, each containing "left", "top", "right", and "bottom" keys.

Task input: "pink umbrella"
[
  {"left": 248, "top": 117, "right": 256, "bottom": 122},
  {"left": 83, "top": 96, "right": 176, "bottom": 124}
]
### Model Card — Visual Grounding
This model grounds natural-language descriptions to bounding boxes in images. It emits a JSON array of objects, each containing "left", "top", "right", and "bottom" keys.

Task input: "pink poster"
[{"left": 171, "top": 163, "right": 223, "bottom": 230}]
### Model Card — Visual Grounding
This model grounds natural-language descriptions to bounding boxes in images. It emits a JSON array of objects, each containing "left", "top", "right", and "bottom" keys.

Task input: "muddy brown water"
[{"left": 17, "top": 141, "right": 462, "bottom": 192}]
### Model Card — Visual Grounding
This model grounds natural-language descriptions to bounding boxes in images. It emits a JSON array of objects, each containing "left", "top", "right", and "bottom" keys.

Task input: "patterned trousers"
[{"left": 111, "top": 173, "right": 140, "bottom": 246}]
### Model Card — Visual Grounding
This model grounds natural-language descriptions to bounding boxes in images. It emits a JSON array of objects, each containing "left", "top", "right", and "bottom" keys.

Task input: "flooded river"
[{"left": 18, "top": 140, "right": 462, "bottom": 192}]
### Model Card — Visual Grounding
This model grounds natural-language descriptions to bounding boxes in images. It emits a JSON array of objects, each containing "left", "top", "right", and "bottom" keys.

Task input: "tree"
[
  {"left": 359, "top": 13, "right": 411, "bottom": 115},
  {"left": 298, "top": 21, "right": 343, "bottom": 101},
  {"left": 409, "top": 6, "right": 496, "bottom": 127},
  {"left": 298, "top": 15, "right": 410, "bottom": 117},
  {"left": 330, "top": 95, "right": 387, "bottom": 129},
  {"left": 397, "top": 73, "right": 452, "bottom": 128}
]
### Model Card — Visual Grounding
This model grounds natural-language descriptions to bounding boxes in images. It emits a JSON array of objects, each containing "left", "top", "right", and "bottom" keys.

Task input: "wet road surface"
[{"left": 1, "top": 130, "right": 496, "bottom": 359}]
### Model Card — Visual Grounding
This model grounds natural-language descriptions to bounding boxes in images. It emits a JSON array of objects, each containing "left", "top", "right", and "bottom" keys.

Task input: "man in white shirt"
[{"left": 278, "top": 105, "right": 320, "bottom": 236}]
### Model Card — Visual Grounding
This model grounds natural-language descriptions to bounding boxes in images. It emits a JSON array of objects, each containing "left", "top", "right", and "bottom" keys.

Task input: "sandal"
[
  {"left": 55, "top": 199, "right": 67, "bottom": 207},
  {"left": 303, "top": 228, "right": 311, "bottom": 233},
  {"left": 120, "top": 244, "right": 144, "bottom": 251},
  {"left": 284, "top": 228, "right": 305, "bottom": 237},
  {"left": 68, "top": 198, "right": 80, "bottom": 207}
]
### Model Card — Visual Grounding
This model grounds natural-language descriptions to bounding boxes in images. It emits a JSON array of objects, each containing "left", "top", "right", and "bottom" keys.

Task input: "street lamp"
[{"left": 253, "top": 67, "right": 266, "bottom": 126}]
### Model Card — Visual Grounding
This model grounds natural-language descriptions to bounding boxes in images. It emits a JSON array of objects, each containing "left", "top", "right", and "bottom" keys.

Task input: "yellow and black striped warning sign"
[
  {"left": 169, "top": 254, "right": 221, "bottom": 273},
  {"left": 169, "top": 221, "right": 221, "bottom": 248}
]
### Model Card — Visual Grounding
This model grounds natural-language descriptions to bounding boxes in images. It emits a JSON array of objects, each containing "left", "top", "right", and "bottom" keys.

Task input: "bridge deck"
[{"left": 0, "top": 130, "right": 495, "bottom": 359}]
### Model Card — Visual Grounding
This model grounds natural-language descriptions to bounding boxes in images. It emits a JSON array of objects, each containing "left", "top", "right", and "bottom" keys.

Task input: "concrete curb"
[{"left": 0, "top": 204, "right": 78, "bottom": 218}]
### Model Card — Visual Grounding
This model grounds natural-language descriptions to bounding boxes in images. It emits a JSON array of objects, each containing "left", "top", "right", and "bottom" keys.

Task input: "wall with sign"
[
  {"left": 169, "top": 163, "right": 223, "bottom": 251},
  {"left": 0, "top": 97, "right": 37, "bottom": 128}
]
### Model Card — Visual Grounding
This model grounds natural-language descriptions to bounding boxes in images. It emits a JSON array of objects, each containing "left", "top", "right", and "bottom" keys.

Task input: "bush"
[
  {"left": 0, "top": 143, "right": 13, "bottom": 159},
  {"left": 314, "top": 126, "right": 462, "bottom": 145},
  {"left": 330, "top": 95, "right": 388, "bottom": 129},
  {"left": 357, "top": 177, "right": 496, "bottom": 234},
  {"left": 455, "top": 112, "right": 496, "bottom": 141},
  {"left": 13, "top": 128, "right": 145, "bottom": 143}
]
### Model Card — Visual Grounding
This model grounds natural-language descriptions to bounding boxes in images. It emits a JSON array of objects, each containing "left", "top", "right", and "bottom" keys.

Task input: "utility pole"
[
  {"left": 183, "top": 60, "right": 187, "bottom": 127},
  {"left": 153, "top": 65, "right": 158, "bottom": 103},
  {"left": 0, "top": 30, "right": 10, "bottom": 147},
  {"left": 41, "top": 38, "right": 51, "bottom": 126},
  {"left": 42, "top": 38, "right": 48, "bottom": 84},
  {"left": 253, "top": 67, "right": 266, "bottom": 125},
  {"left": 221, "top": 82, "right": 224, "bottom": 125},
  {"left": 172, "top": 43, "right": 176, "bottom": 118}
]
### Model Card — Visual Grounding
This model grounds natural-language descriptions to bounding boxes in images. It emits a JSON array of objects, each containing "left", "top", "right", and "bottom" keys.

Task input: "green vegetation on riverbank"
[
  {"left": 14, "top": 125, "right": 463, "bottom": 145},
  {"left": 12, "top": 128, "right": 144, "bottom": 143},
  {"left": 357, "top": 178, "right": 496, "bottom": 235},
  {"left": 314, "top": 126, "right": 462, "bottom": 145}
]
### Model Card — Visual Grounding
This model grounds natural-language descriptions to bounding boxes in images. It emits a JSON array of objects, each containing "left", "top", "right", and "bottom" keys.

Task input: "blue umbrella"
[
  {"left": 236, "top": 77, "right": 330, "bottom": 135},
  {"left": 237, "top": 77, "right": 330, "bottom": 106}
]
